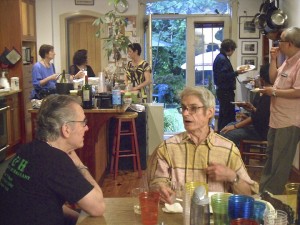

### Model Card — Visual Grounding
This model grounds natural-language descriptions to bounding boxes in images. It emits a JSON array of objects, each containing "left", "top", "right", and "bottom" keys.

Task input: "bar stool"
[
  {"left": 239, "top": 139, "right": 268, "bottom": 168},
  {"left": 110, "top": 112, "right": 142, "bottom": 179}
]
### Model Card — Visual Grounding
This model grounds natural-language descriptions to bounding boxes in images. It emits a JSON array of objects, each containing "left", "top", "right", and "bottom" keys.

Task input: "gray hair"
[
  {"left": 180, "top": 86, "right": 215, "bottom": 123},
  {"left": 35, "top": 94, "right": 81, "bottom": 141},
  {"left": 283, "top": 27, "right": 300, "bottom": 48}
]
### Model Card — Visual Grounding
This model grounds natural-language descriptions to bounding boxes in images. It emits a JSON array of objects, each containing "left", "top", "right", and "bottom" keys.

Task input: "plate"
[
  {"left": 250, "top": 88, "right": 264, "bottom": 93},
  {"left": 230, "top": 101, "right": 246, "bottom": 104},
  {"left": 237, "top": 64, "right": 255, "bottom": 72}
]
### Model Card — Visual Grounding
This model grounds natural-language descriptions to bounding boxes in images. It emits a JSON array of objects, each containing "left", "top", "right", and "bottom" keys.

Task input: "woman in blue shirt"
[{"left": 31, "top": 44, "right": 58, "bottom": 99}]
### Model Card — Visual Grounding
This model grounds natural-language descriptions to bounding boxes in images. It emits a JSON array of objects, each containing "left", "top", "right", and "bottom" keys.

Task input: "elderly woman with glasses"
[
  {"left": 0, "top": 95, "right": 105, "bottom": 225},
  {"left": 147, "top": 86, "right": 258, "bottom": 204}
]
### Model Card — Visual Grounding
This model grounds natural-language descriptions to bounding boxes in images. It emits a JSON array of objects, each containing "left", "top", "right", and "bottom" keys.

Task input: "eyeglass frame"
[
  {"left": 177, "top": 105, "right": 205, "bottom": 114},
  {"left": 66, "top": 118, "right": 88, "bottom": 127},
  {"left": 277, "top": 39, "right": 289, "bottom": 43}
]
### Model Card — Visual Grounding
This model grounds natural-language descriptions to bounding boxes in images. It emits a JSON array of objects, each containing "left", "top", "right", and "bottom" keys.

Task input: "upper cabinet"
[
  {"left": 0, "top": 0, "right": 37, "bottom": 149},
  {"left": 21, "top": 0, "right": 36, "bottom": 41}
]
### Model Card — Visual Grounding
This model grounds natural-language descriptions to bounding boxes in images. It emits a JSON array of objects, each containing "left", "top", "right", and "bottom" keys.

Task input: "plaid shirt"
[{"left": 147, "top": 129, "right": 259, "bottom": 194}]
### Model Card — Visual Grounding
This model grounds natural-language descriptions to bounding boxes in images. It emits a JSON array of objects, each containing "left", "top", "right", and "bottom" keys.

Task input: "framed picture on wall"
[
  {"left": 75, "top": 0, "right": 94, "bottom": 5},
  {"left": 241, "top": 56, "right": 258, "bottom": 70},
  {"left": 241, "top": 41, "right": 258, "bottom": 55},
  {"left": 239, "top": 16, "right": 260, "bottom": 39}
]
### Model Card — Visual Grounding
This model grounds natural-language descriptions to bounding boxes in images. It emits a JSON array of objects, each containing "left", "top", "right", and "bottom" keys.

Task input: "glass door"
[{"left": 147, "top": 15, "right": 230, "bottom": 134}]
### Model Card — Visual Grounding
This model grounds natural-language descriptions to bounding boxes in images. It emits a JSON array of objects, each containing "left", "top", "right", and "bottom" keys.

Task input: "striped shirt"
[{"left": 147, "top": 129, "right": 259, "bottom": 194}]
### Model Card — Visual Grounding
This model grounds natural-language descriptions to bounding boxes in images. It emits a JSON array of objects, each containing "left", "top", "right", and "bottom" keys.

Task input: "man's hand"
[
  {"left": 220, "top": 125, "right": 235, "bottom": 134},
  {"left": 151, "top": 184, "right": 175, "bottom": 204},
  {"left": 206, "top": 162, "right": 236, "bottom": 183}
]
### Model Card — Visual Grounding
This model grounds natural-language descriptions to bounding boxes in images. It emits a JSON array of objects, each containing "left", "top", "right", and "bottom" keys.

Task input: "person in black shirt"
[
  {"left": 213, "top": 39, "right": 246, "bottom": 132},
  {"left": 0, "top": 95, "right": 105, "bottom": 225},
  {"left": 69, "top": 49, "right": 96, "bottom": 79},
  {"left": 220, "top": 64, "right": 271, "bottom": 147}
]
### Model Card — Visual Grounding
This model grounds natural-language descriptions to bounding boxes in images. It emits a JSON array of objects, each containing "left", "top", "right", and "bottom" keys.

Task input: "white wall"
[
  {"left": 235, "top": 0, "right": 262, "bottom": 101},
  {"left": 35, "top": 0, "right": 139, "bottom": 72}
]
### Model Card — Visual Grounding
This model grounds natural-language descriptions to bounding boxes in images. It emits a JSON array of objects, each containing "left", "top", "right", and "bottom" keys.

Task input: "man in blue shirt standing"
[{"left": 213, "top": 39, "right": 246, "bottom": 132}]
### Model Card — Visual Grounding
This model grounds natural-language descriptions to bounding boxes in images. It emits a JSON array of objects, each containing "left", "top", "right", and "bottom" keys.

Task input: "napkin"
[{"left": 162, "top": 202, "right": 183, "bottom": 213}]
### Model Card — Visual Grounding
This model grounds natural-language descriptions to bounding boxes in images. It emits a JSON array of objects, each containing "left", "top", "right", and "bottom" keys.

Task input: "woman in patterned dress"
[{"left": 125, "top": 43, "right": 152, "bottom": 102}]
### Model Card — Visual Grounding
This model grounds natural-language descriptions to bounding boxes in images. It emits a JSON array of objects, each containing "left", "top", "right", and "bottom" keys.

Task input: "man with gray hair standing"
[{"left": 259, "top": 27, "right": 300, "bottom": 194}]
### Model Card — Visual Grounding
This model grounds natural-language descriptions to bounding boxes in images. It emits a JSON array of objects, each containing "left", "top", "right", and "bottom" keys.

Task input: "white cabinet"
[{"left": 145, "top": 103, "right": 164, "bottom": 156}]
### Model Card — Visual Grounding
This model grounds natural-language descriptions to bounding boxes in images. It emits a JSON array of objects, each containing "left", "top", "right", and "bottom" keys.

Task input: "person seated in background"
[
  {"left": 147, "top": 86, "right": 258, "bottom": 204},
  {"left": 0, "top": 95, "right": 105, "bottom": 225},
  {"left": 69, "top": 49, "right": 95, "bottom": 79},
  {"left": 30, "top": 44, "right": 59, "bottom": 99},
  {"left": 219, "top": 64, "right": 271, "bottom": 147}
]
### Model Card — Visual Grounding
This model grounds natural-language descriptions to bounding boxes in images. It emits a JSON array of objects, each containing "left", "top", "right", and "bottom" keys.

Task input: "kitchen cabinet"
[
  {"left": 21, "top": 0, "right": 36, "bottom": 41},
  {"left": 0, "top": 0, "right": 37, "bottom": 150},
  {"left": 6, "top": 94, "right": 21, "bottom": 148}
]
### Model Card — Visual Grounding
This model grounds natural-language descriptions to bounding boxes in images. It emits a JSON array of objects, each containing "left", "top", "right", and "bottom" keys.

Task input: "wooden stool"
[
  {"left": 239, "top": 140, "right": 268, "bottom": 168},
  {"left": 110, "top": 112, "right": 142, "bottom": 179}
]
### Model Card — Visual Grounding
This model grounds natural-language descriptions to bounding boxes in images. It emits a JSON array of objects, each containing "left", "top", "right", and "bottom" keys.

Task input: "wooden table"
[
  {"left": 76, "top": 195, "right": 296, "bottom": 225},
  {"left": 29, "top": 105, "right": 129, "bottom": 184},
  {"left": 76, "top": 197, "right": 183, "bottom": 225}
]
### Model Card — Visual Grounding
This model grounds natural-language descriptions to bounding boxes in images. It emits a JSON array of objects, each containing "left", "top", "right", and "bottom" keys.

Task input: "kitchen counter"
[
  {"left": 0, "top": 89, "right": 21, "bottom": 97},
  {"left": 29, "top": 104, "right": 130, "bottom": 184}
]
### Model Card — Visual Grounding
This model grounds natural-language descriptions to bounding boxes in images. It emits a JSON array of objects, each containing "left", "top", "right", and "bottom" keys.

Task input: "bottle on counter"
[
  {"left": 190, "top": 186, "right": 210, "bottom": 225},
  {"left": 123, "top": 81, "right": 132, "bottom": 104},
  {"left": 296, "top": 186, "right": 300, "bottom": 224},
  {"left": 112, "top": 82, "right": 122, "bottom": 108},
  {"left": 60, "top": 70, "right": 67, "bottom": 83},
  {"left": 82, "top": 75, "right": 93, "bottom": 109}
]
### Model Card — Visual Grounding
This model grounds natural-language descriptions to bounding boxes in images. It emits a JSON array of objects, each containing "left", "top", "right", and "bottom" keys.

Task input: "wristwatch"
[{"left": 272, "top": 88, "right": 277, "bottom": 97}]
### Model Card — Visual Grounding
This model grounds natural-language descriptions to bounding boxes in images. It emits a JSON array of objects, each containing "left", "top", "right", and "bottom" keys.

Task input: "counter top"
[
  {"left": 28, "top": 103, "right": 130, "bottom": 113},
  {"left": 0, "top": 89, "right": 21, "bottom": 97}
]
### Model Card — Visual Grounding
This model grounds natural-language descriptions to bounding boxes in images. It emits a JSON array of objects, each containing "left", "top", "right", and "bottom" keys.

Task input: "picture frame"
[
  {"left": 239, "top": 16, "right": 260, "bottom": 39},
  {"left": 241, "top": 41, "right": 258, "bottom": 55},
  {"left": 241, "top": 56, "right": 258, "bottom": 69},
  {"left": 75, "top": 0, "right": 94, "bottom": 5}
]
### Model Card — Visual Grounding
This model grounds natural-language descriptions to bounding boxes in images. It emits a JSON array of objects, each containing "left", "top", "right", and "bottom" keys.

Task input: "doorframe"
[
  {"left": 186, "top": 15, "right": 232, "bottom": 87},
  {"left": 59, "top": 10, "right": 104, "bottom": 73}
]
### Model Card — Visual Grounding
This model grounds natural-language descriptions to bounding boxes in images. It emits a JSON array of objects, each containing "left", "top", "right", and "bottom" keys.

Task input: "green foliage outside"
[
  {"left": 164, "top": 108, "right": 185, "bottom": 133},
  {"left": 149, "top": 0, "right": 228, "bottom": 104}
]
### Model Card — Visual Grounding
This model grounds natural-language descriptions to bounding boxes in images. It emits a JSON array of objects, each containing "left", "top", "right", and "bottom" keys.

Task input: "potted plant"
[{"left": 93, "top": 0, "right": 131, "bottom": 64}]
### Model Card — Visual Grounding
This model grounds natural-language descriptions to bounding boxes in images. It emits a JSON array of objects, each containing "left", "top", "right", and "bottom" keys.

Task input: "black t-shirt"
[
  {"left": 251, "top": 93, "right": 271, "bottom": 140},
  {"left": 69, "top": 64, "right": 95, "bottom": 77},
  {"left": 0, "top": 140, "right": 93, "bottom": 225}
]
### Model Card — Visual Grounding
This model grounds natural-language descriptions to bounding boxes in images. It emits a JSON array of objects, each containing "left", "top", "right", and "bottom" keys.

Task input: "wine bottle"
[
  {"left": 60, "top": 70, "right": 67, "bottom": 83},
  {"left": 82, "top": 75, "right": 93, "bottom": 109}
]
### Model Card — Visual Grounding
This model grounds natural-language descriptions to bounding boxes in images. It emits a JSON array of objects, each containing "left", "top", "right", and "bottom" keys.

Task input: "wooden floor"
[{"left": 101, "top": 158, "right": 265, "bottom": 198}]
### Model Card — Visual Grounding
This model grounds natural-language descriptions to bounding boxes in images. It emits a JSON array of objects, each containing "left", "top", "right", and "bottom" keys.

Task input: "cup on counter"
[
  {"left": 139, "top": 191, "right": 160, "bottom": 225},
  {"left": 211, "top": 192, "right": 232, "bottom": 225},
  {"left": 285, "top": 183, "right": 300, "bottom": 210},
  {"left": 131, "top": 187, "right": 147, "bottom": 214}
]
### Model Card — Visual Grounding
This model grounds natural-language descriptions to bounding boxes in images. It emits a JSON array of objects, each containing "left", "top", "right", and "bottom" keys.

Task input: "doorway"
[
  {"left": 149, "top": 15, "right": 230, "bottom": 134},
  {"left": 66, "top": 15, "right": 102, "bottom": 74}
]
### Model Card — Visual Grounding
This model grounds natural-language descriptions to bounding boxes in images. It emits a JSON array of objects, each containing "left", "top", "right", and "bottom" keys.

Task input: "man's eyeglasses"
[
  {"left": 177, "top": 105, "right": 205, "bottom": 114},
  {"left": 66, "top": 118, "right": 88, "bottom": 127},
  {"left": 277, "top": 39, "right": 289, "bottom": 43}
]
